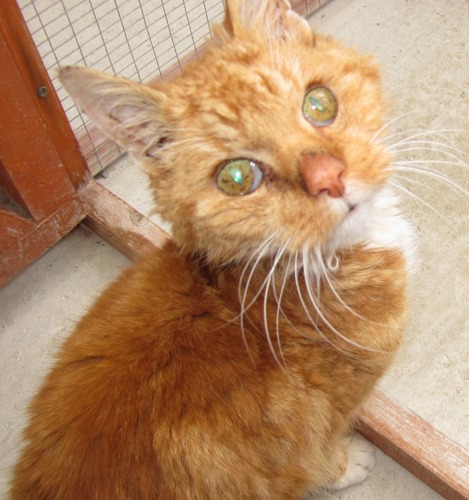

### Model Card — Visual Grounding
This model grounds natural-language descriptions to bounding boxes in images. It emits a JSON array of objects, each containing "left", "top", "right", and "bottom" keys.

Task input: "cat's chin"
[{"left": 326, "top": 182, "right": 415, "bottom": 267}]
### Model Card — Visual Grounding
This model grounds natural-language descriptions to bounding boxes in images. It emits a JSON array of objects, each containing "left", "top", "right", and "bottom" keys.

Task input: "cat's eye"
[
  {"left": 215, "top": 159, "right": 263, "bottom": 196},
  {"left": 302, "top": 86, "right": 338, "bottom": 127}
]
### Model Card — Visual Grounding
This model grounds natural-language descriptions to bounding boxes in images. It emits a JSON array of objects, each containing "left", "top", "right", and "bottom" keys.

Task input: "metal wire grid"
[
  {"left": 18, "top": 0, "right": 225, "bottom": 173},
  {"left": 18, "top": 0, "right": 331, "bottom": 174},
  {"left": 291, "top": 0, "right": 329, "bottom": 17}
]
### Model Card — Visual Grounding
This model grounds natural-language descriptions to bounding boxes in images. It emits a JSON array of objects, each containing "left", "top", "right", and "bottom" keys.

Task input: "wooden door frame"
[
  {"left": 0, "top": 0, "right": 91, "bottom": 286},
  {"left": 1, "top": 1, "right": 467, "bottom": 497}
]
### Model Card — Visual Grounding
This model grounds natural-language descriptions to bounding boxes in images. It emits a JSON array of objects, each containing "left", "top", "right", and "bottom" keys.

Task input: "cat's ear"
[
  {"left": 59, "top": 66, "right": 169, "bottom": 158},
  {"left": 217, "top": 0, "right": 312, "bottom": 42}
]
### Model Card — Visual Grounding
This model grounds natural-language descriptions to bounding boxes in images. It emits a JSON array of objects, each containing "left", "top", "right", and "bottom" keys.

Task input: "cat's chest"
[
  {"left": 328, "top": 184, "right": 416, "bottom": 275},
  {"left": 216, "top": 246, "right": 407, "bottom": 361}
]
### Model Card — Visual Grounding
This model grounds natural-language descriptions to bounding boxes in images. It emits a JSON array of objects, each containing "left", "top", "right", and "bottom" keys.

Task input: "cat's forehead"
[
  {"left": 168, "top": 53, "right": 282, "bottom": 137},
  {"left": 172, "top": 35, "right": 374, "bottom": 123},
  {"left": 183, "top": 47, "right": 299, "bottom": 108}
]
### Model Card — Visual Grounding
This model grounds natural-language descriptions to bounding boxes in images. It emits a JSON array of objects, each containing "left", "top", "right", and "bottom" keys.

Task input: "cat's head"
[{"left": 60, "top": 0, "right": 391, "bottom": 266}]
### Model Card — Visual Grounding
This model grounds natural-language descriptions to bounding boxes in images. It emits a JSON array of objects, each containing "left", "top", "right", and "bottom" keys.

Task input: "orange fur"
[{"left": 11, "top": 1, "right": 412, "bottom": 498}]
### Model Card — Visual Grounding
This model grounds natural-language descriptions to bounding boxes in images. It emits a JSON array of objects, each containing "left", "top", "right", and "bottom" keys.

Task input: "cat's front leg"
[{"left": 328, "top": 434, "right": 377, "bottom": 491}]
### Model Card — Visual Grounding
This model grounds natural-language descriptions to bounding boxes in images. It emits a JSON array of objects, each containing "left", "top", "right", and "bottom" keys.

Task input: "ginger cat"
[{"left": 11, "top": 0, "right": 414, "bottom": 498}]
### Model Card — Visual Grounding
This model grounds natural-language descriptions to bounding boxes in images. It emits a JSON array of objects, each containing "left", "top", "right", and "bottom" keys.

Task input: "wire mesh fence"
[{"left": 19, "top": 0, "right": 331, "bottom": 174}]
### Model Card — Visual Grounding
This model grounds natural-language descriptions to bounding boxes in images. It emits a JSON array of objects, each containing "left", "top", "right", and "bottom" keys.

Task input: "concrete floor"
[{"left": 1, "top": 0, "right": 468, "bottom": 498}]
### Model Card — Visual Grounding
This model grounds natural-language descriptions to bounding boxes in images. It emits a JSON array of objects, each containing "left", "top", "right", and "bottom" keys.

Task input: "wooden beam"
[
  {"left": 2, "top": 0, "right": 91, "bottom": 191},
  {"left": 78, "top": 180, "right": 469, "bottom": 498},
  {"left": 0, "top": 196, "right": 84, "bottom": 288},
  {"left": 357, "top": 389, "right": 469, "bottom": 500},
  {"left": 0, "top": 209, "right": 35, "bottom": 253},
  {"left": 78, "top": 181, "right": 170, "bottom": 261}
]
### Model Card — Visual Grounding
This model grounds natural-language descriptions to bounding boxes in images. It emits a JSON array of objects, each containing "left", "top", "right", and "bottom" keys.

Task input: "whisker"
[
  {"left": 271, "top": 253, "right": 319, "bottom": 341},
  {"left": 325, "top": 253, "right": 340, "bottom": 273},
  {"left": 392, "top": 164, "right": 469, "bottom": 197},
  {"left": 380, "top": 128, "right": 468, "bottom": 146},
  {"left": 293, "top": 252, "right": 332, "bottom": 346},
  {"left": 371, "top": 112, "right": 418, "bottom": 144},
  {"left": 387, "top": 136, "right": 468, "bottom": 151},
  {"left": 303, "top": 249, "right": 382, "bottom": 353},
  {"left": 296, "top": 250, "right": 350, "bottom": 354},
  {"left": 238, "top": 232, "right": 281, "bottom": 316},
  {"left": 262, "top": 240, "right": 291, "bottom": 369},
  {"left": 238, "top": 232, "right": 280, "bottom": 360},
  {"left": 388, "top": 145, "right": 468, "bottom": 165},
  {"left": 158, "top": 137, "right": 202, "bottom": 153},
  {"left": 272, "top": 252, "right": 293, "bottom": 366},
  {"left": 295, "top": 252, "right": 346, "bottom": 354},
  {"left": 392, "top": 173, "right": 439, "bottom": 193},
  {"left": 393, "top": 159, "right": 468, "bottom": 168},
  {"left": 314, "top": 248, "right": 388, "bottom": 328},
  {"left": 389, "top": 178, "right": 450, "bottom": 222}
]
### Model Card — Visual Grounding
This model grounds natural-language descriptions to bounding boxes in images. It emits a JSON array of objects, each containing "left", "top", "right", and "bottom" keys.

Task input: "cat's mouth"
[
  {"left": 327, "top": 183, "right": 399, "bottom": 253},
  {"left": 323, "top": 183, "right": 377, "bottom": 250},
  {"left": 342, "top": 196, "right": 360, "bottom": 219},
  {"left": 347, "top": 202, "right": 357, "bottom": 213},
  {"left": 341, "top": 180, "right": 373, "bottom": 217}
]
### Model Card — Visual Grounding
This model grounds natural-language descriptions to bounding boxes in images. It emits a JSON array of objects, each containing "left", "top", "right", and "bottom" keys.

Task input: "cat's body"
[
  {"left": 11, "top": 1, "right": 414, "bottom": 498},
  {"left": 11, "top": 242, "right": 407, "bottom": 499}
]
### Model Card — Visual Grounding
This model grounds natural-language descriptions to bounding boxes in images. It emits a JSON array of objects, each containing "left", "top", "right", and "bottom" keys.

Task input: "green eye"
[
  {"left": 215, "top": 159, "right": 263, "bottom": 196},
  {"left": 302, "top": 86, "right": 338, "bottom": 127}
]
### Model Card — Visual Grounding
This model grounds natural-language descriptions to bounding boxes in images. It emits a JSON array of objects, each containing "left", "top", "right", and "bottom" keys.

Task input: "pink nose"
[{"left": 299, "top": 152, "right": 346, "bottom": 198}]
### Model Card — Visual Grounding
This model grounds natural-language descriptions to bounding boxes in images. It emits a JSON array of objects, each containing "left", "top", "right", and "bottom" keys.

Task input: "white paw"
[{"left": 330, "top": 434, "right": 376, "bottom": 490}]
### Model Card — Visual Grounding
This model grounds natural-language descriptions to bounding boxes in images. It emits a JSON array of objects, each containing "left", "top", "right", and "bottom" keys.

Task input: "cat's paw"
[{"left": 329, "top": 434, "right": 376, "bottom": 490}]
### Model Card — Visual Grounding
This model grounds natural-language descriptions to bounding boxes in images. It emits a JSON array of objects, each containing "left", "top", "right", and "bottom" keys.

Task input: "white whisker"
[
  {"left": 238, "top": 232, "right": 281, "bottom": 315},
  {"left": 389, "top": 145, "right": 468, "bottom": 165},
  {"left": 392, "top": 164, "right": 469, "bottom": 197},
  {"left": 392, "top": 173, "right": 439, "bottom": 193},
  {"left": 380, "top": 128, "right": 467, "bottom": 146},
  {"left": 393, "top": 159, "right": 467, "bottom": 168},
  {"left": 371, "top": 112, "right": 418, "bottom": 144},
  {"left": 262, "top": 240, "right": 291, "bottom": 369},
  {"left": 293, "top": 251, "right": 332, "bottom": 347},
  {"left": 272, "top": 252, "right": 293, "bottom": 365},
  {"left": 314, "top": 248, "right": 388, "bottom": 329},
  {"left": 389, "top": 179, "right": 450, "bottom": 222},
  {"left": 238, "top": 232, "right": 280, "bottom": 360},
  {"left": 303, "top": 249, "right": 382, "bottom": 353},
  {"left": 295, "top": 251, "right": 350, "bottom": 353},
  {"left": 272, "top": 253, "right": 317, "bottom": 340}
]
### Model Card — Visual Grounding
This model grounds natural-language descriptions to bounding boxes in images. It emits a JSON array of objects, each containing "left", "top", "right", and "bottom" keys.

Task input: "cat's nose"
[{"left": 299, "top": 152, "right": 346, "bottom": 198}]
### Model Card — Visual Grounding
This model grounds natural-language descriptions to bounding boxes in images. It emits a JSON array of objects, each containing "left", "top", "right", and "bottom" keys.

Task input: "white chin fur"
[{"left": 327, "top": 182, "right": 417, "bottom": 275}]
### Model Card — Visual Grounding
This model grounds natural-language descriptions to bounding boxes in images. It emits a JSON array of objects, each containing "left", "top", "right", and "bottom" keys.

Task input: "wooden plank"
[
  {"left": 357, "top": 389, "right": 469, "bottom": 500},
  {"left": 0, "top": 0, "right": 92, "bottom": 287},
  {"left": 0, "top": 209, "right": 35, "bottom": 253},
  {"left": 0, "top": 0, "right": 89, "bottom": 221},
  {"left": 0, "top": 195, "right": 84, "bottom": 288},
  {"left": 2, "top": 0, "right": 91, "bottom": 191},
  {"left": 78, "top": 181, "right": 170, "bottom": 261}
]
